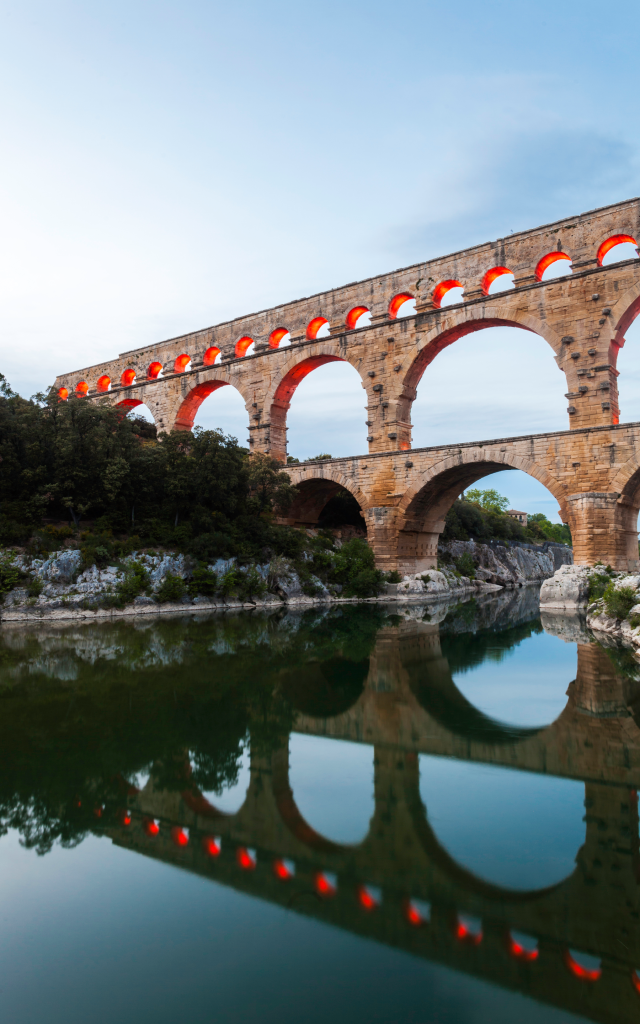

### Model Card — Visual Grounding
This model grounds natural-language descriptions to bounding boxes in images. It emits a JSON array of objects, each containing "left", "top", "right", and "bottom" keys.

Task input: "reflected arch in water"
[
  {"left": 280, "top": 657, "right": 368, "bottom": 718},
  {"left": 287, "top": 735, "right": 374, "bottom": 846},
  {"left": 418, "top": 754, "right": 585, "bottom": 892}
]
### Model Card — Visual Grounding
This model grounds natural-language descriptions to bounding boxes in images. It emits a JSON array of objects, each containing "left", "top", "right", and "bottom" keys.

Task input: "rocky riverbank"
[
  {"left": 540, "top": 562, "right": 640, "bottom": 654},
  {"left": 440, "top": 537, "right": 572, "bottom": 586}
]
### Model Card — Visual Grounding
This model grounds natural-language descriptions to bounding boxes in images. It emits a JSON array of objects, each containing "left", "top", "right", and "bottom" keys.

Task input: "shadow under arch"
[
  {"left": 402, "top": 751, "right": 581, "bottom": 904},
  {"left": 284, "top": 470, "right": 369, "bottom": 529}
]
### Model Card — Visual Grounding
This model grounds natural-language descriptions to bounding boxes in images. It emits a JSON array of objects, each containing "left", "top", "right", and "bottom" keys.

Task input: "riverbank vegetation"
[{"left": 442, "top": 488, "right": 571, "bottom": 546}]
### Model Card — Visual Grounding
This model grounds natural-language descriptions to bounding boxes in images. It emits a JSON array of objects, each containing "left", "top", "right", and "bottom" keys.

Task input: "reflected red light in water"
[
  {"left": 631, "top": 970, "right": 640, "bottom": 995},
  {"left": 235, "top": 336, "right": 254, "bottom": 358},
  {"left": 75, "top": 381, "right": 88, "bottom": 396},
  {"left": 273, "top": 859, "right": 293, "bottom": 881},
  {"left": 148, "top": 362, "right": 163, "bottom": 379},
  {"left": 306, "top": 317, "right": 328, "bottom": 340},
  {"left": 96, "top": 375, "right": 110, "bottom": 393},
  {"left": 171, "top": 827, "right": 189, "bottom": 847},
  {"left": 315, "top": 872, "right": 336, "bottom": 897},
  {"left": 508, "top": 937, "right": 538, "bottom": 962},
  {"left": 174, "top": 354, "right": 191, "bottom": 373},
  {"left": 564, "top": 950, "right": 601, "bottom": 982},
  {"left": 121, "top": 368, "right": 136, "bottom": 386},
  {"left": 122, "top": 812, "right": 131, "bottom": 826},
  {"left": 358, "top": 886, "right": 378, "bottom": 911},
  {"left": 597, "top": 234, "right": 637, "bottom": 266},
  {"left": 203, "top": 346, "right": 221, "bottom": 366},
  {"left": 143, "top": 818, "right": 159, "bottom": 836},
  {"left": 202, "top": 836, "right": 221, "bottom": 857},
  {"left": 269, "top": 328, "right": 289, "bottom": 349},
  {"left": 58, "top": 387, "right": 69, "bottom": 401},
  {"left": 432, "top": 280, "right": 462, "bottom": 308},
  {"left": 456, "top": 922, "right": 482, "bottom": 945},
  {"left": 405, "top": 901, "right": 424, "bottom": 926},
  {"left": 388, "top": 293, "right": 413, "bottom": 318},
  {"left": 535, "top": 252, "right": 571, "bottom": 281},
  {"left": 93, "top": 806, "right": 103, "bottom": 818},
  {"left": 346, "top": 306, "right": 369, "bottom": 330},
  {"left": 482, "top": 266, "right": 513, "bottom": 295},
  {"left": 237, "top": 847, "right": 256, "bottom": 870}
]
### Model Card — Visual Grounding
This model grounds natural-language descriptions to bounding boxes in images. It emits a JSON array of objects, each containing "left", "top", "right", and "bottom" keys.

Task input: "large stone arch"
[
  {"left": 172, "top": 371, "right": 253, "bottom": 433},
  {"left": 263, "top": 343, "right": 367, "bottom": 463},
  {"left": 393, "top": 307, "right": 564, "bottom": 451},
  {"left": 284, "top": 464, "right": 370, "bottom": 529},
  {"left": 389, "top": 447, "right": 568, "bottom": 574}
]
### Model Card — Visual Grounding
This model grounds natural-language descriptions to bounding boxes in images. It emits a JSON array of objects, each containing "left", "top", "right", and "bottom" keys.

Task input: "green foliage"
[
  {"left": 330, "top": 538, "right": 385, "bottom": 598},
  {"left": 464, "top": 488, "right": 509, "bottom": 513},
  {"left": 0, "top": 556, "right": 21, "bottom": 601},
  {"left": 27, "top": 576, "right": 43, "bottom": 598},
  {"left": 156, "top": 573, "right": 187, "bottom": 603},
  {"left": 116, "top": 560, "right": 150, "bottom": 605},
  {"left": 386, "top": 570, "right": 402, "bottom": 584},
  {"left": 188, "top": 567, "right": 218, "bottom": 597},
  {"left": 603, "top": 583, "right": 637, "bottom": 621},
  {"left": 588, "top": 571, "right": 611, "bottom": 601},
  {"left": 305, "top": 453, "right": 332, "bottom": 462},
  {"left": 454, "top": 552, "right": 476, "bottom": 578},
  {"left": 527, "top": 513, "right": 572, "bottom": 546}
]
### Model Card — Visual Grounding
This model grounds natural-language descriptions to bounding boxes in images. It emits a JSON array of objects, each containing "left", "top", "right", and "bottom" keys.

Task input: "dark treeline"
[{"left": 442, "top": 498, "right": 571, "bottom": 547}]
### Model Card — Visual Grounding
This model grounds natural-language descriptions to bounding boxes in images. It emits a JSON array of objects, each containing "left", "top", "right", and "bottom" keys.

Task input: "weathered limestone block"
[{"left": 539, "top": 564, "right": 592, "bottom": 609}]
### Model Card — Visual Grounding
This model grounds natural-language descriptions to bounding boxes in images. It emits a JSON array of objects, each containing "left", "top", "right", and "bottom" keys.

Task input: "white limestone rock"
[{"left": 539, "top": 564, "right": 592, "bottom": 609}]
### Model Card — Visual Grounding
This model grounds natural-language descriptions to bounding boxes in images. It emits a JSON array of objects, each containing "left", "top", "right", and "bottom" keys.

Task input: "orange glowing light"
[
  {"left": 564, "top": 950, "right": 601, "bottom": 982},
  {"left": 58, "top": 387, "right": 69, "bottom": 401},
  {"left": 202, "top": 836, "right": 221, "bottom": 857},
  {"left": 235, "top": 336, "right": 254, "bottom": 358},
  {"left": 346, "top": 306, "right": 370, "bottom": 330},
  {"left": 306, "top": 317, "right": 328, "bottom": 340},
  {"left": 143, "top": 817, "right": 159, "bottom": 837},
  {"left": 406, "top": 904, "right": 423, "bottom": 926},
  {"left": 75, "top": 381, "right": 89, "bottom": 396},
  {"left": 315, "top": 872, "right": 336, "bottom": 898},
  {"left": 535, "top": 252, "right": 571, "bottom": 281},
  {"left": 174, "top": 354, "right": 191, "bottom": 373},
  {"left": 171, "top": 827, "right": 189, "bottom": 847},
  {"left": 96, "top": 375, "right": 110, "bottom": 393},
  {"left": 597, "top": 233, "right": 638, "bottom": 265},
  {"left": 358, "top": 886, "right": 378, "bottom": 911},
  {"left": 273, "top": 859, "right": 293, "bottom": 881},
  {"left": 148, "top": 361, "right": 163, "bottom": 379},
  {"left": 203, "top": 346, "right": 220, "bottom": 366},
  {"left": 121, "top": 368, "right": 136, "bottom": 386},
  {"left": 236, "top": 847, "right": 256, "bottom": 870},
  {"left": 432, "top": 280, "right": 463, "bottom": 308},
  {"left": 122, "top": 811, "right": 131, "bottom": 826},
  {"left": 269, "top": 328, "right": 289, "bottom": 349},
  {"left": 388, "top": 292, "right": 414, "bottom": 318},
  {"left": 482, "top": 266, "right": 513, "bottom": 295}
]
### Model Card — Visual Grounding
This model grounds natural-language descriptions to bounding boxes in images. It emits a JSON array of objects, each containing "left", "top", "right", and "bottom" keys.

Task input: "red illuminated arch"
[
  {"left": 148, "top": 361, "right": 163, "bottom": 379},
  {"left": 306, "top": 317, "right": 329, "bottom": 340},
  {"left": 535, "top": 252, "right": 571, "bottom": 281},
  {"left": 345, "top": 306, "right": 370, "bottom": 329},
  {"left": 203, "top": 347, "right": 220, "bottom": 366},
  {"left": 116, "top": 398, "right": 143, "bottom": 410},
  {"left": 235, "top": 336, "right": 254, "bottom": 358},
  {"left": 75, "top": 381, "right": 88, "bottom": 396},
  {"left": 432, "top": 280, "right": 463, "bottom": 309},
  {"left": 96, "top": 375, "right": 110, "bottom": 393},
  {"left": 174, "top": 354, "right": 191, "bottom": 373},
  {"left": 389, "top": 293, "right": 414, "bottom": 318},
  {"left": 597, "top": 233, "right": 638, "bottom": 266},
  {"left": 121, "top": 368, "right": 136, "bottom": 386},
  {"left": 269, "top": 328, "right": 289, "bottom": 349},
  {"left": 482, "top": 267, "right": 513, "bottom": 295},
  {"left": 58, "top": 387, "right": 68, "bottom": 401},
  {"left": 563, "top": 950, "right": 601, "bottom": 982},
  {"left": 173, "top": 379, "right": 233, "bottom": 431}
]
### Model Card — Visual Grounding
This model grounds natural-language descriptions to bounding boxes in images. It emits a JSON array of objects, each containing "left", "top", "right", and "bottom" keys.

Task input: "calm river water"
[{"left": 0, "top": 589, "right": 637, "bottom": 1024}]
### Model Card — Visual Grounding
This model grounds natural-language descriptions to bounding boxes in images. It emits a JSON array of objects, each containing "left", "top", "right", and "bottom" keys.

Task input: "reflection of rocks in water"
[{"left": 540, "top": 609, "right": 590, "bottom": 645}]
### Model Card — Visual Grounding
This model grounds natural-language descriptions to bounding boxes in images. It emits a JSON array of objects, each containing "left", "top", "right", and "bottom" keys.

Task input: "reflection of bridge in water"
[{"left": 104, "top": 617, "right": 640, "bottom": 1024}]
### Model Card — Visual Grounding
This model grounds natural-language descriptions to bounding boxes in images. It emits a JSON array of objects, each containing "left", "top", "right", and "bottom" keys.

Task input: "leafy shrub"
[
  {"left": 386, "top": 570, "right": 402, "bottom": 584},
  {"left": 156, "top": 573, "right": 187, "bottom": 603},
  {"left": 188, "top": 567, "right": 218, "bottom": 597},
  {"left": 0, "top": 556, "right": 21, "bottom": 601},
  {"left": 454, "top": 552, "right": 476, "bottom": 578},
  {"left": 27, "top": 576, "right": 43, "bottom": 597},
  {"left": 116, "top": 560, "right": 150, "bottom": 605},
  {"left": 238, "top": 566, "right": 267, "bottom": 600},
  {"left": 330, "top": 538, "right": 385, "bottom": 598},
  {"left": 588, "top": 571, "right": 610, "bottom": 601},
  {"left": 603, "top": 582, "right": 637, "bottom": 620}
]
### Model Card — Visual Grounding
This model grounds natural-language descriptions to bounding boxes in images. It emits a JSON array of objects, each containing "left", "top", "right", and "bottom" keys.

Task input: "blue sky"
[{"left": 2, "top": 0, "right": 640, "bottom": 519}]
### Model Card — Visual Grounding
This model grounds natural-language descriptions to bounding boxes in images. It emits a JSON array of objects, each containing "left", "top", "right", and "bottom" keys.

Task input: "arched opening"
[
  {"left": 280, "top": 655, "right": 368, "bottom": 717},
  {"left": 148, "top": 361, "right": 163, "bottom": 380},
  {"left": 75, "top": 381, "right": 88, "bottom": 396},
  {"left": 433, "top": 280, "right": 463, "bottom": 308},
  {"left": 306, "top": 316, "right": 330, "bottom": 340},
  {"left": 196, "top": 744, "right": 251, "bottom": 815},
  {"left": 174, "top": 354, "right": 191, "bottom": 373},
  {"left": 58, "top": 387, "right": 68, "bottom": 401},
  {"left": 345, "top": 306, "right": 371, "bottom": 330},
  {"left": 181, "top": 380, "right": 249, "bottom": 442},
  {"left": 96, "top": 375, "right": 110, "bottom": 393},
  {"left": 203, "top": 346, "right": 221, "bottom": 366},
  {"left": 121, "top": 368, "right": 136, "bottom": 386},
  {"left": 289, "top": 735, "right": 374, "bottom": 846},
  {"left": 598, "top": 234, "right": 638, "bottom": 266},
  {"left": 284, "top": 477, "right": 366, "bottom": 532},
  {"left": 389, "top": 292, "right": 415, "bottom": 319},
  {"left": 418, "top": 755, "right": 584, "bottom": 891},
  {"left": 482, "top": 267, "right": 514, "bottom": 295},
  {"left": 269, "top": 328, "right": 290, "bottom": 349},
  {"left": 409, "top": 322, "right": 566, "bottom": 447},
  {"left": 535, "top": 251, "right": 572, "bottom": 281},
  {"left": 235, "top": 336, "right": 254, "bottom": 358},
  {"left": 275, "top": 356, "right": 367, "bottom": 461}
]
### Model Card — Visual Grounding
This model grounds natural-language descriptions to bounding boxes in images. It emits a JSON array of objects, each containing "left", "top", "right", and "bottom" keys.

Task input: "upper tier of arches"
[{"left": 58, "top": 230, "right": 639, "bottom": 400}]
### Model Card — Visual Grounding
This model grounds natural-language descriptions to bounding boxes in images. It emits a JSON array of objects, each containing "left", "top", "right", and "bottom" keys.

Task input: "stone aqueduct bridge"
[
  {"left": 102, "top": 620, "right": 640, "bottom": 1024},
  {"left": 55, "top": 197, "right": 640, "bottom": 571}
]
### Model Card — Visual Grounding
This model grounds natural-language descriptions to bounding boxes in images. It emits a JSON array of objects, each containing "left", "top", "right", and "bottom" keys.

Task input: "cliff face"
[{"left": 439, "top": 538, "right": 572, "bottom": 588}]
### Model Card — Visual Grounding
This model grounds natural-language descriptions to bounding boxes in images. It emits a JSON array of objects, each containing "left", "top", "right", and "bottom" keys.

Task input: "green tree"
[{"left": 464, "top": 488, "right": 510, "bottom": 513}]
